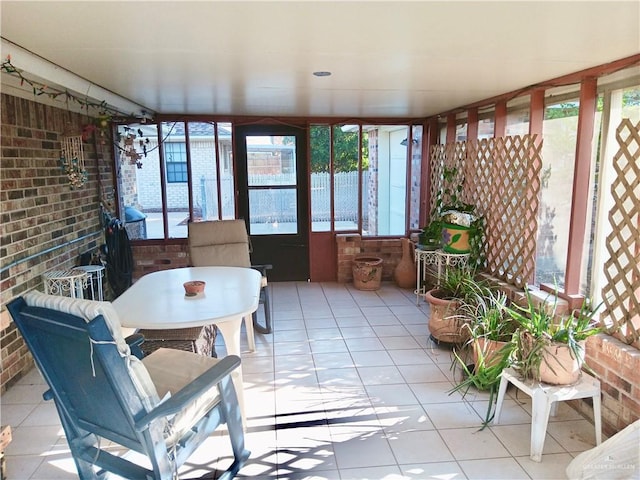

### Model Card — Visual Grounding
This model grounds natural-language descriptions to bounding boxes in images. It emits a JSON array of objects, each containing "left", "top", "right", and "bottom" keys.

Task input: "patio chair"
[
  {"left": 7, "top": 291, "right": 249, "bottom": 480},
  {"left": 188, "top": 219, "right": 273, "bottom": 337}
]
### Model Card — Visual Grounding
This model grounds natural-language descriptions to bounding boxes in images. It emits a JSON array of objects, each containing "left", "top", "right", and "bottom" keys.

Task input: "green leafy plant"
[
  {"left": 449, "top": 283, "right": 517, "bottom": 428},
  {"left": 504, "top": 289, "right": 602, "bottom": 382}
]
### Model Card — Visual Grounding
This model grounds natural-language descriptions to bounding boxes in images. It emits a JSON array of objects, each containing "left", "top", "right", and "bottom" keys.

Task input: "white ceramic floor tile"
[
  {"left": 339, "top": 464, "right": 404, "bottom": 480},
  {"left": 331, "top": 432, "right": 396, "bottom": 469},
  {"left": 309, "top": 338, "right": 349, "bottom": 354},
  {"left": 400, "top": 461, "right": 468, "bottom": 479},
  {"left": 312, "top": 352, "right": 355, "bottom": 370},
  {"left": 344, "top": 337, "right": 385, "bottom": 352},
  {"left": 388, "top": 349, "right": 435, "bottom": 366},
  {"left": 439, "top": 427, "right": 511, "bottom": 460},
  {"left": 458, "top": 457, "right": 530, "bottom": 480},
  {"left": 357, "top": 365, "right": 405, "bottom": 386},
  {"left": 365, "top": 384, "right": 420, "bottom": 407},
  {"left": 489, "top": 423, "right": 565, "bottom": 457},
  {"left": 3, "top": 281, "right": 602, "bottom": 480},
  {"left": 423, "top": 402, "right": 483, "bottom": 430},
  {"left": 374, "top": 404, "right": 435, "bottom": 433},
  {"left": 350, "top": 350, "right": 395, "bottom": 367},
  {"left": 379, "top": 336, "right": 422, "bottom": 350},
  {"left": 339, "top": 326, "right": 378, "bottom": 339},
  {"left": 409, "top": 381, "right": 460, "bottom": 404},
  {"left": 399, "top": 364, "right": 450, "bottom": 383},
  {"left": 547, "top": 419, "right": 600, "bottom": 453},
  {"left": 388, "top": 429, "right": 455, "bottom": 464},
  {"left": 374, "top": 325, "right": 411, "bottom": 337},
  {"left": 515, "top": 452, "right": 576, "bottom": 479}
]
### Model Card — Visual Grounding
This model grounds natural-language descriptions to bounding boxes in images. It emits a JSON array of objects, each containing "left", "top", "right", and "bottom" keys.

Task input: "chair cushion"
[
  {"left": 142, "top": 348, "right": 223, "bottom": 445},
  {"left": 188, "top": 220, "right": 252, "bottom": 267},
  {"left": 23, "top": 291, "right": 159, "bottom": 410},
  {"left": 190, "top": 243, "right": 251, "bottom": 267}
]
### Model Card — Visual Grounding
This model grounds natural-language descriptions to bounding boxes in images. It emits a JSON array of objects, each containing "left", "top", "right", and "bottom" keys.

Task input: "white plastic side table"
[
  {"left": 493, "top": 367, "right": 602, "bottom": 462},
  {"left": 42, "top": 269, "right": 90, "bottom": 299},
  {"left": 74, "top": 265, "right": 106, "bottom": 301}
]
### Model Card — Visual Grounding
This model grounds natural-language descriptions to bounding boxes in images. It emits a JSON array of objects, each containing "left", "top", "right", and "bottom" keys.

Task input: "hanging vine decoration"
[
  {"left": 0, "top": 55, "right": 141, "bottom": 120},
  {"left": 118, "top": 126, "right": 150, "bottom": 169}
]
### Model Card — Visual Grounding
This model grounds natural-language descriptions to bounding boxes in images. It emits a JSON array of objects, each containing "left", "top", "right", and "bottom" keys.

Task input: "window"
[
  {"left": 535, "top": 88, "right": 581, "bottom": 288},
  {"left": 165, "top": 142, "right": 188, "bottom": 183},
  {"left": 310, "top": 122, "right": 419, "bottom": 236}
]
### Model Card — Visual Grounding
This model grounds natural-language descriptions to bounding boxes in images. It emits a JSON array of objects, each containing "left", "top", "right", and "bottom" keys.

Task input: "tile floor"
[{"left": 1, "top": 282, "right": 601, "bottom": 479}]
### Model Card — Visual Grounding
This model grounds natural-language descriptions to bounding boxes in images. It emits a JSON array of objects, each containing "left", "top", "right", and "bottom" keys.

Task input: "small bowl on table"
[{"left": 183, "top": 280, "right": 205, "bottom": 297}]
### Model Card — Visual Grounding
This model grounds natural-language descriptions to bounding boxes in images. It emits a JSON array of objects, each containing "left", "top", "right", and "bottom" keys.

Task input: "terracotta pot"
[
  {"left": 473, "top": 338, "right": 509, "bottom": 368},
  {"left": 539, "top": 342, "right": 585, "bottom": 385},
  {"left": 352, "top": 256, "right": 383, "bottom": 291},
  {"left": 394, "top": 238, "right": 416, "bottom": 289},
  {"left": 424, "top": 289, "right": 468, "bottom": 344},
  {"left": 183, "top": 280, "right": 206, "bottom": 296}
]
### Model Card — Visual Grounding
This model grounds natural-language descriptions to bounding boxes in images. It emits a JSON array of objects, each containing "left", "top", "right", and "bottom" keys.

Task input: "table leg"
[
  {"left": 593, "top": 388, "right": 602, "bottom": 445},
  {"left": 530, "top": 389, "right": 552, "bottom": 462},
  {"left": 493, "top": 373, "right": 510, "bottom": 424},
  {"left": 244, "top": 314, "right": 256, "bottom": 352},
  {"left": 214, "top": 317, "right": 247, "bottom": 427}
]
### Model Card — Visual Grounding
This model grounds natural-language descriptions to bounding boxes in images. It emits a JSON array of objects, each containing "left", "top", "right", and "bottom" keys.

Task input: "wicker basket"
[{"left": 138, "top": 325, "right": 218, "bottom": 358}]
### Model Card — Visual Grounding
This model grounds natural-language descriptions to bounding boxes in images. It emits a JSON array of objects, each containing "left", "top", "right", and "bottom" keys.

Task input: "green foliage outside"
[{"left": 309, "top": 125, "right": 369, "bottom": 173}]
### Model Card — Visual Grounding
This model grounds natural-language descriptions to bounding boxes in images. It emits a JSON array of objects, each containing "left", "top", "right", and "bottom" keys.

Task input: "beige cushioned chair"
[{"left": 188, "top": 219, "right": 272, "bottom": 348}]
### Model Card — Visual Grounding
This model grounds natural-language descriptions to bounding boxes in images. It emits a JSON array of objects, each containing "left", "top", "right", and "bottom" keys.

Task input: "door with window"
[{"left": 234, "top": 125, "right": 309, "bottom": 281}]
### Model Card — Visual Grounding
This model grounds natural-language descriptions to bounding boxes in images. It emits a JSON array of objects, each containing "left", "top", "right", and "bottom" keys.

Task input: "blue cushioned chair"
[{"left": 7, "top": 291, "right": 250, "bottom": 480}]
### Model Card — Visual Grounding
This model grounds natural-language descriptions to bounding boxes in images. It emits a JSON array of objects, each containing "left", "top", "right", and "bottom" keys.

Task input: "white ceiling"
[{"left": 1, "top": 1, "right": 639, "bottom": 119}]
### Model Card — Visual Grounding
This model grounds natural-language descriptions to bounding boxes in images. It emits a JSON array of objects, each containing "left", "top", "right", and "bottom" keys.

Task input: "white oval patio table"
[{"left": 112, "top": 266, "right": 262, "bottom": 425}]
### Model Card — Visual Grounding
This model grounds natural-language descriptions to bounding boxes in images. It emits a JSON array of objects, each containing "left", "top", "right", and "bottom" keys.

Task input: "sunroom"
[{"left": 1, "top": 2, "right": 639, "bottom": 479}]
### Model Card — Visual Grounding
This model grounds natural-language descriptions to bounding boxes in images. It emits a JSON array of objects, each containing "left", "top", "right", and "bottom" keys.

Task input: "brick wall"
[
  {"left": 336, "top": 233, "right": 404, "bottom": 283},
  {"left": 578, "top": 335, "right": 640, "bottom": 438},
  {"left": 0, "top": 93, "right": 113, "bottom": 393},
  {"left": 130, "top": 242, "right": 190, "bottom": 280}
]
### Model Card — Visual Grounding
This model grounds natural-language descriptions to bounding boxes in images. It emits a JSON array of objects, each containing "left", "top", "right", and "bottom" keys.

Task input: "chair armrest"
[
  {"left": 125, "top": 333, "right": 146, "bottom": 359},
  {"left": 251, "top": 264, "right": 273, "bottom": 275},
  {"left": 134, "top": 355, "right": 241, "bottom": 430}
]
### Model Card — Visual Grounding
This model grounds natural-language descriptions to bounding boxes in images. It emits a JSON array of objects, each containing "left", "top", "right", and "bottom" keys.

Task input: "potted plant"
[
  {"left": 449, "top": 285, "right": 517, "bottom": 427},
  {"left": 424, "top": 266, "right": 479, "bottom": 345},
  {"left": 506, "top": 289, "right": 602, "bottom": 385},
  {"left": 418, "top": 218, "right": 443, "bottom": 250}
]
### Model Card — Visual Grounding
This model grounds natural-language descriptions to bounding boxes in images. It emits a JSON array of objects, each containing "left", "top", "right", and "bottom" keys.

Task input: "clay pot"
[
  {"left": 352, "top": 256, "right": 383, "bottom": 291},
  {"left": 183, "top": 280, "right": 206, "bottom": 296},
  {"left": 394, "top": 238, "right": 416, "bottom": 289},
  {"left": 473, "top": 338, "right": 509, "bottom": 368},
  {"left": 424, "top": 289, "right": 468, "bottom": 344},
  {"left": 539, "top": 342, "right": 585, "bottom": 385}
]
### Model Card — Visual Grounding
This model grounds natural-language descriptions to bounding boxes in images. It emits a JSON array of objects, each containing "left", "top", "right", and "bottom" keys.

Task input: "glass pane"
[
  {"left": 506, "top": 96, "right": 530, "bottom": 135},
  {"left": 535, "top": 93, "right": 580, "bottom": 288},
  {"left": 217, "top": 122, "right": 236, "bottom": 220},
  {"left": 363, "top": 125, "right": 408, "bottom": 236},
  {"left": 246, "top": 135, "right": 296, "bottom": 186},
  {"left": 116, "top": 122, "right": 162, "bottom": 240},
  {"left": 161, "top": 122, "right": 189, "bottom": 238},
  {"left": 580, "top": 94, "right": 603, "bottom": 296},
  {"left": 334, "top": 125, "right": 361, "bottom": 231},
  {"left": 478, "top": 115, "right": 495, "bottom": 139},
  {"left": 188, "top": 122, "right": 220, "bottom": 221},
  {"left": 310, "top": 125, "right": 331, "bottom": 232},
  {"left": 455, "top": 122, "right": 467, "bottom": 142},
  {"left": 249, "top": 188, "right": 297, "bottom": 235},
  {"left": 409, "top": 125, "right": 423, "bottom": 230}
]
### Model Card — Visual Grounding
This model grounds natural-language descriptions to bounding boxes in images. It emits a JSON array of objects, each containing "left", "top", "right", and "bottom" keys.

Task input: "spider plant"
[{"left": 505, "top": 289, "right": 602, "bottom": 382}]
